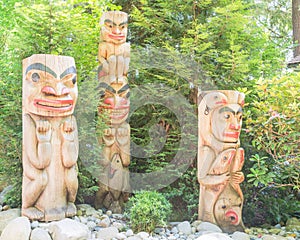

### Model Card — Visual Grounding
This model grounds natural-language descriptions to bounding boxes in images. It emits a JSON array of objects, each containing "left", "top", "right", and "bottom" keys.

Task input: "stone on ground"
[
  {"left": 96, "top": 226, "right": 119, "bottom": 240},
  {"left": 196, "top": 232, "right": 232, "bottom": 240},
  {"left": 48, "top": 218, "right": 89, "bottom": 240},
  {"left": 196, "top": 221, "right": 223, "bottom": 233},
  {"left": 30, "top": 228, "right": 52, "bottom": 240},
  {"left": 177, "top": 221, "right": 192, "bottom": 235},
  {"left": 0, "top": 216, "right": 31, "bottom": 240},
  {"left": 0, "top": 208, "right": 21, "bottom": 234}
]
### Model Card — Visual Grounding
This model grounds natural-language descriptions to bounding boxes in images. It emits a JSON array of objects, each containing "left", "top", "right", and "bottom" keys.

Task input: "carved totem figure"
[
  {"left": 22, "top": 54, "right": 78, "bottom": 221},
  {"left": 197, "top": 90, "right": 245, "bottom": 233},
  {"left": 95, "top": 11, "right": 131, "bottom": 213}
]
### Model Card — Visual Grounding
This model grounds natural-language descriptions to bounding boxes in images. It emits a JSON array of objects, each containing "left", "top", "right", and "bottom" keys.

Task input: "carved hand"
[
  {"left": 230, "top": 171, "right": 245, "bottom": 184},
  {"left": 62, "top": 118, "right": 75, "bottom": 142},
  {"left": 36, "top": 120, "right": 52, "bottom": 142}
]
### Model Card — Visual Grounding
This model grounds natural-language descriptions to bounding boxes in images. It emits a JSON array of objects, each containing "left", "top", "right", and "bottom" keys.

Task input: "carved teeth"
[{"left": 37, "top": 101, "right": 71, "bottom": 108}]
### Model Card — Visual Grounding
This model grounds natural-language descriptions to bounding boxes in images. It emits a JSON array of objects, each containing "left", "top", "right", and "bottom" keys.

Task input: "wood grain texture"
[{"left": 22, "top": 54, "right": 78, "bottom": 221}]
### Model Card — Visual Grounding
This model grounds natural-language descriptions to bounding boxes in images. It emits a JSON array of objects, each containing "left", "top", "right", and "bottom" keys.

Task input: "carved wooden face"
[
  {"left": 23, "top": 54, "right": 78, "bottom": 117},
  {"left": 100, "top": 11, "right": 128, "bottom": 44},
  {"left": 214, "top": 191, "right": 243, "bottom": 227},
  {"left": 211, "top": 104, "right": 243, "bottom": 143},
  {"left": 98, "top": 82, "right": 130, "bottom": 125}
]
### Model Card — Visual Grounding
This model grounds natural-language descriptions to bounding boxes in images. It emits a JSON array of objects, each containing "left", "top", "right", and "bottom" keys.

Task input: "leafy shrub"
[{"left": 125, "top": 191, "right": 172, "bottom": 233}]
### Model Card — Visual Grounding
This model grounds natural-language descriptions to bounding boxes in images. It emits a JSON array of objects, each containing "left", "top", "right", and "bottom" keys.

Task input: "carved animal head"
[
  {"left": 23, "top": 54, "right": 78, "bottom": 117},
  {"left": 100, "top": 11, "right": 128, "bottom": 44}
]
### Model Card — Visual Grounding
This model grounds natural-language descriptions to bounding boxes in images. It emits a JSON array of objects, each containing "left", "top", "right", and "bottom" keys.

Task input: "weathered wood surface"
[
  {"left": 22, "top": 54, "right": 78, "bottom": 221},
  {"left": 198, "top": 90, "right": 245, "bottom": 233},
  {"left": 95, "top": 11, "right": 131, "bottom": 213}
]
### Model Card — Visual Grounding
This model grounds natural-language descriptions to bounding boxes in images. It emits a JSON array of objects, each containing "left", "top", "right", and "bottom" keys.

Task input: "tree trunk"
[{"left": 292, "top": 0, "right": 300, "bottom": 57}]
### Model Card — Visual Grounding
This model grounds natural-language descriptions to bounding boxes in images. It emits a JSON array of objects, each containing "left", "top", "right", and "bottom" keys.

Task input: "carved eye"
[
  {"left": 72, "top": 76, "right": 77, "bottom": 84},
  {"left": 109, "top": 24, "right": 113, "bottom": 28},
  {"left": 223, "top": 156, "right": 227, "bottom": 160},
  {"left": 222, "top": 205, "right": 227, "bottom": 209},
  {"left": 117, "top": 160, "right": 120, "bottom": 163},
  {"left": 224, "top": 114, "right": 230, "bottom": 119},
  {"left": 32, "top": 73, "right": 40, "bottom": 82},
  {"left": 122, "top": 25, "right": 125, "bottom": 29},
  {"left": 239, "top": 115, "right": 242, "bottom": 121},
  {"left": 239, "top": 203, "right": 242, "bottom": 207}
]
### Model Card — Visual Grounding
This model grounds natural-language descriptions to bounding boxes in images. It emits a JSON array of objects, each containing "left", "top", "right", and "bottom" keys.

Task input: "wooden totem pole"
[
  {"left": 95, "top": 11, "right": 131, "bottom": 213},
  {"left": 22, "top": 54, "right": 78, "bottom": 221},
  {"left": 197, "top": 90, "right": 245, "bottom": 233}
]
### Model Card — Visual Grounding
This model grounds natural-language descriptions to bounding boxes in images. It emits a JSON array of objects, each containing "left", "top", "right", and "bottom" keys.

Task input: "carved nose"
[
  {"left": 41, "top": 85, "right": 70, "bottom": 96},
  {"left": 229, "top": 123, "right": 241, "bottom": 130},
  {"left": 112, "top": 28, "right": 121, "bottom": 34},
  {"left": 41, "top": 86, "right": 56, "bottom": 95}
]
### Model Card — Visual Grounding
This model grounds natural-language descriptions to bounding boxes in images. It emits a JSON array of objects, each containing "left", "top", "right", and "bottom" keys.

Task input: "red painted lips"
[
  {"left": 108, "top": 34, "right": 125, "bottom": 40},
  {"left": 34, "top": 99, "right": 74, "bottom": 112},
  {"left": 223, "top": 132, "right": 240, "bottom": 139},
  {"left": 225, "top": 210, "right": 239, "bottom": 225}
]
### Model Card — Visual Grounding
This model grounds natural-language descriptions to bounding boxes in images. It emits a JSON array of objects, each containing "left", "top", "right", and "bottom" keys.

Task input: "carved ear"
[
  {"left": 238, "top": 92, "right": 245, "bottom": 107},
  {"left": 201, "top": 92, "right": 228, "bottom": 110}
]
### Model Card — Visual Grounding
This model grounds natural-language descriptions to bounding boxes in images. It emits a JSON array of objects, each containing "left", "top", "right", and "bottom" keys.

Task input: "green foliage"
[
  {"left": 245, "top": 74, "right": 300, "bottom": 190},
  {"left": 0, "top": 0, "right": 118, "bottom": 206},
  {"left": 124, "top": 191, "right": 172, "bottom": 232}
]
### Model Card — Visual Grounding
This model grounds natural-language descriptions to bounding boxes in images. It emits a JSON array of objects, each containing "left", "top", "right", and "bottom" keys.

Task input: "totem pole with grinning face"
[
  {"left": 22, "top": 54, "right": 79, "bottom": 221},
  {"left": 197, "top": 90, "right": 245, "bottom": 233},
  {"left": 95, "top": 11, "right": 131, "bottom": 213}
]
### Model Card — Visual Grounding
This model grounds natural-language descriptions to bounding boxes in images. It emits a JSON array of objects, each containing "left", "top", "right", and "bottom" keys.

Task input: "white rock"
[
  {"left": 30, "top": 228, "right": 52, "bottom": 240},
  {"left": 99, "top": 215, "right": 111, "bottom": 227},
  {"left": 137, "top": 231, "right": 149, "bottom": 239},
  {"left": 48, "top": 218, "right": 89, "bottom": 240},
  {"left": 196, "top": 222, "right": 222, "bottom": 233},
  {"left": 0, "top": 216, "right": 31, "bottom": 240},
  {"left": 106, "top": 210, "right": 112, "bottom": 216},
  {"left": 261, "top": 235, "right": 287, "bottom": 240},
  {"left": 112, "top": 222, "right": 124, "bottom": 230},
  {"left": 126, "top": 229, "right": 134, "bottom": 237},
  {"left": 79, "top": 216, "right": 88, "bottom": 224},
  {"left": 171, "top": 226, "right": 178, "bottom": 234},
  {"left": 177, "top": 221, "right": 192, "bottom": 235},
  {"left": 116, "top": 232, "right": 127, "bottom": 239},
  {"left": 86, "top": 221, "right": 96, "bottom": 230},
  {"left": 126, "top": 237, "right": 140, "bottom": 240},
  {"left": 0, "top": 208, "right": 21, "bottom": 234},
  {"left": 31, "top": 221, "right": 39, "bottom": 229},
  {"left": 196, "top": 232, "right": 231, "bottom": 240},
  {"left": 96, "top": 227, "right": 119, "bottom": 240},
  {"left": 231, "top": 231, "right": 250, "bottom": 240},
  {"left": 191, "top": 220, "right": 202, "bottom": 228}
]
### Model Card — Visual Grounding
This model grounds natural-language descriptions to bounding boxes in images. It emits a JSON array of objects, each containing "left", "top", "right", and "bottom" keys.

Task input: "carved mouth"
[
  {"left": 223, "top": 132, "right": 240, "bottom": 139},
  {"left": 34, "top": 99, "right": 73, "bottom": 112},
  {"left": 108, "top": 34, "right": 125, "bottom": 40},
  {"left": 225, "top": 210, "right": 239, "bottom": 225},
  {"left": 110, "top": 107, "right": 129, "bottom": 120},
  {"left": 215, "top": 99, "right": 228, "bottom": 105}
]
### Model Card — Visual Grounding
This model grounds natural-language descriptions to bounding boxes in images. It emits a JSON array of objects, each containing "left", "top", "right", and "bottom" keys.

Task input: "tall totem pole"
[
  {"left": 197, "top": 90, "right": 245, "bottom": 233},
  {"left": 95, "top": 11, "right": 131, "bottom": 213},
  {"left": 22, "top": 54, "right": 79, "bottom": 221}
]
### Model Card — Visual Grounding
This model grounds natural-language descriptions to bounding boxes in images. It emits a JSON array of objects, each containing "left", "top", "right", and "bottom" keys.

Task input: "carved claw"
[
  {"left": 36, "top": 120, "right": 52, "bottom": 142},
  {"left": 22, "top": 207, "right": 44, "bottom": 220},
  {"left": 65, "top": 202, "right": 77, "bottom": 217}
]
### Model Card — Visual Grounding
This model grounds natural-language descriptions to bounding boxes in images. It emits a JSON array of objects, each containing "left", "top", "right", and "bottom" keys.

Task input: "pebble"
[{"left": 0, "top": 205, "right": 298, "bottom": 240}]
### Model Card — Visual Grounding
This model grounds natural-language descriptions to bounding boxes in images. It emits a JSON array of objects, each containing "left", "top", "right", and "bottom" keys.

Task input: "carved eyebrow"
[
  {"left": 25, "top": 63, "right": 57, "bottom": 78},
  {"left": 60, "top": 66, "right": 76, "bottom": 79},
  {"left": 219, "top": 106, "right": 243, "bottom": 114},
  {"left": 97, "top": 82, "right": 116, "bottom": 94},
  {"left": 104, "top": 19, "right": 127, "bottom": 27},
  {"left": 118, "top": 84, "right": 130, "bottom": 94},
  {"left": 104, "top": 19, "right": 116, "bottom": 26},
  {"left": 119, "top": 21, "right": 128, "bottom": 26}
]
